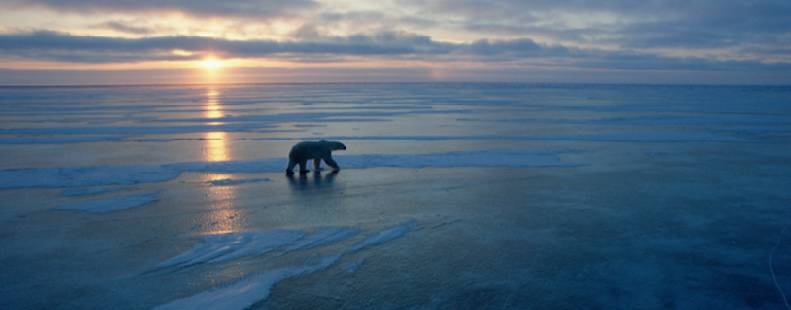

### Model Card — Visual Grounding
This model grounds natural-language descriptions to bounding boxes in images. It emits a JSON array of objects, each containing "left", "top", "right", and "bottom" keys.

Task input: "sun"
[{"left": 200, "top": 57, "right": 223, "bottom": 70}]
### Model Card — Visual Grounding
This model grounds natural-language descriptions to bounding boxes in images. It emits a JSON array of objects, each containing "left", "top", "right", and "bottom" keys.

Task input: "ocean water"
[{"left": 1, "top": 83, "right": 791, "bottom": 309}]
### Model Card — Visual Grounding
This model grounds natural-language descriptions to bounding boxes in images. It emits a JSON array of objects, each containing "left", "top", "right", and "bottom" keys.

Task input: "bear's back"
[{"left": 289, "top": 141, "right": 329, "bottom": 159}]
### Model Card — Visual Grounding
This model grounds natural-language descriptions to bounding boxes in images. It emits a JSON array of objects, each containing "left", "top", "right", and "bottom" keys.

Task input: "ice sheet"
[
  {"left": 343, "top": 258, "right": 364, "bottom": 273},
  {"left": 154, "top": 221, "right": 415, "bottom": 309},
  {"left": 0, "top": 110, "right": 452, "bottom": 141},
  {"left": 57, "top": 192, "right": 158, "bottom": 213},
  {"left": 0, "top": 165, "right": 180, "bottom": 189},
  {"left": 207, "top": 178, "right": 271, "bottom": 186},
  {"left": 60, "top": 186, "right": 124, "bottom": 197},
  {"left": 350, "top": 220, "right": 416, "bottom": 252},
  {"left": 245, "top": 132, "right": 745, "bottom": 143},
  {"left": 283, "top": 227, "right": 360, "bottom": 252},
  {"left": 0, "top": 136, "right": 126, "bottom": 144},
  {"left": 4, "top": 84, "right": 791, "bottom": 309},
  {"left": 0, "top": 150, "right": 574, "bottom": 189},
  {"left": 158, "top": 227, "right": 360, "bottom": 270},
  {"left": 153, "top": 254, "right": 341, "bottom": 310}
]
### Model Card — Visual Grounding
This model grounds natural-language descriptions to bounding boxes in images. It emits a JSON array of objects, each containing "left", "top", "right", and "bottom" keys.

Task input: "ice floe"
[{"left": 57, "top": 192, "right": 158, "bottom": 213}]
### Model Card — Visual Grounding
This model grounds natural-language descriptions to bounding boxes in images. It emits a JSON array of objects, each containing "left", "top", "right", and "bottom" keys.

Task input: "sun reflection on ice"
[
  {"left": 203, "top": 173, "right": 243, "bottom": 235},
  {"left": 201, "top": 88, "right": 242, "bottom": 234},
  {"left": 204, "top": 89, "right": 229, "bottom": 162}
]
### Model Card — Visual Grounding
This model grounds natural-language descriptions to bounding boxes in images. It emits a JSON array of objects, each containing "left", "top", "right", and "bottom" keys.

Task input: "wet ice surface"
[
  {"left": 0, "top": 150, "right": 572, "bottom": 189},
  {"left": 1, "top": 83, "right": 791, "bottom": 309},
  {"left": 155, "top": 223, "right": 408, "bottom": 310},
  {"left": 57, "top": 191, "right": 159, "bottom": 213},
  {"left": 207, "top": 177, "right": 271, "bottom": 186}
]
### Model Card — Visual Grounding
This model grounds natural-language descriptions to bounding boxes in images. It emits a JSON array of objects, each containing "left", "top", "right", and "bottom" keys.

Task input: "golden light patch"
[
  {"left": 200, "top": 56, "right": 223, "bottom": 70},
  {"left": 171, "top": 49, "right": 194, "bottom": 57}
]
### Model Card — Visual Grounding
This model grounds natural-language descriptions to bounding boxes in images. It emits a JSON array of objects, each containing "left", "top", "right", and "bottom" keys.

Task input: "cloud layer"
[
  {"left": 0, "top": 0, "right": 790, "bottom": 83},
  {"left": 2, "top": 31, "right": 786, "bottom": 72},
  {"left": 10, "top": 0, "right": 316, "bottom": 18}
]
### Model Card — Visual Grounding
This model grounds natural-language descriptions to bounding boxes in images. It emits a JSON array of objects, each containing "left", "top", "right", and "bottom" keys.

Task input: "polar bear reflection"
[{"left": 287, "top": 171, "right": 338, "bottom": 191}]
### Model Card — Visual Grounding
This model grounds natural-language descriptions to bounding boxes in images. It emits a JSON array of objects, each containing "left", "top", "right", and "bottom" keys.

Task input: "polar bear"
[{"left": 285, "top": 140, "right": 347, "bottom": 175}]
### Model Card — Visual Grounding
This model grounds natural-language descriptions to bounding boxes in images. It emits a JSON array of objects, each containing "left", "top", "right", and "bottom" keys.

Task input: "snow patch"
[
  {"left": 350, "top": 220, "right": 415, "bottom": 252},
  {"left": 153, "top": 254, "right": 341, "bottom": 310},
  {"left": 158, "top": 227, "right": 359, "bottom": 270},
  {"left": 157, "top": 230, "right": 304, "bottom": 269},
  {"left": 154, "top": 221, "right": 415, "bottom": 309},
  {"left": 284, "top": 227, "right": 359, "bottom": 252}
]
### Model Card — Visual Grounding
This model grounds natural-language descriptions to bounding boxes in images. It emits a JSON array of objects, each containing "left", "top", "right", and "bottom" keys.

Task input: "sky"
[{"left": 0, "top": 0, "right": 790, "bottom": 85}]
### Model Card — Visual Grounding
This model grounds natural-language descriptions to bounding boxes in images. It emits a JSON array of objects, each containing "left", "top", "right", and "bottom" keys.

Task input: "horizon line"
[{"left": 1, "top": 81, "right": 790, "bottom": 88}]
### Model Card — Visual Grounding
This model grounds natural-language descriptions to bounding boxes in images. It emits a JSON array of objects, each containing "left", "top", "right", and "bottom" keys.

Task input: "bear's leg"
[
  {"left": 313, "top": 158, "right": 322, "bottom": 172},
  {"left": 324, "top": 156, "right": 340, "bottom": 171},
  {"left": 285, "top": 158, "right": 296, "bottom": 175},
  {"left": 298, "top": 160, "right": 310, "bottom": 174}
]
